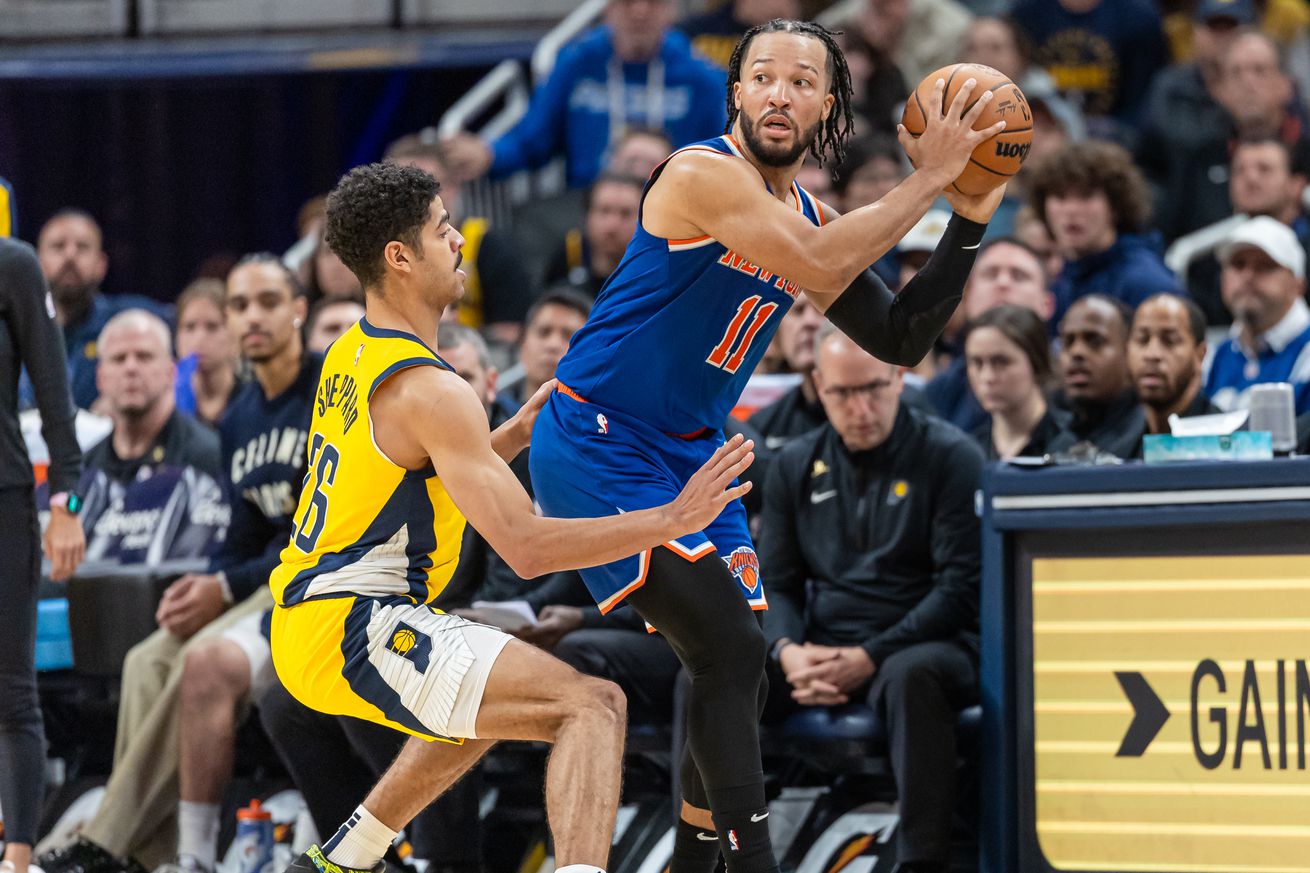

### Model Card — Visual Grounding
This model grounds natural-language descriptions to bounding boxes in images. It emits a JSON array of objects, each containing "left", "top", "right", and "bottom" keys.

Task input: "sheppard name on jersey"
[
  {"left": 317, "top": 372, "right": 360, "bottom": 435},
  {"left": 717, "top": 250, "right": 800, "bottom": 298}
]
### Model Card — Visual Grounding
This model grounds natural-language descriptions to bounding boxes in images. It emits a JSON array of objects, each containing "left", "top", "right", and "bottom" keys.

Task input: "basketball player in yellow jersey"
[{"left": 272, "top": 161, "right": 755, "bottom": 873}]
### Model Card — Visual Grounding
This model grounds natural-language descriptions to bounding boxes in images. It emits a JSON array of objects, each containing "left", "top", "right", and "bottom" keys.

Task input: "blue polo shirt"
[{"left": 1205, "top": 298, "right": 1310, "bottom": 414}]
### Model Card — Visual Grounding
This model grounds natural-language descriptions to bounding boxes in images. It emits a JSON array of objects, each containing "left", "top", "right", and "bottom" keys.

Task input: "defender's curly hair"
[
  {"left": 325, "top": 162, "right": 441, "bottom": 291},
  {"left": 724, "top": 19, "right": 855, "bottom": 167}
]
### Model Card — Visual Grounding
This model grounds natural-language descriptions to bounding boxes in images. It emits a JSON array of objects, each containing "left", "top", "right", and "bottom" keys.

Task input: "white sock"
[
  {"left": 555, "top": 866, "right": 606, "bottom": 873},
  {"left": 324, "top": 806, "right": 398, "bottom": 870},
  {"left": 177, "top": 800, "right": 222, "bottom": 870}
]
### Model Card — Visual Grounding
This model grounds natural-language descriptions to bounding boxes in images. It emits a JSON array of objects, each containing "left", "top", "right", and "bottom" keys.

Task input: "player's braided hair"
[{"left": 724, "top": 19, "right": 855, "bottom": 167}]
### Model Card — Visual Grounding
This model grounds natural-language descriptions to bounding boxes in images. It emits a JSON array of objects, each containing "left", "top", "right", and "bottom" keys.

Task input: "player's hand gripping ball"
[{"left": 900, "top": 63, "right": 1034, "bottom": 196}]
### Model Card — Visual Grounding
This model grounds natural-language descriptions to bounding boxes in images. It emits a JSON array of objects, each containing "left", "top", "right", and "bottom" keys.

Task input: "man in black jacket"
[
  {"left": 1113, "top": 293, "right": 1220, "bottom": 459},
  {"left": 77, "top": 309, "right": 225, "bottom": 565},
  {"left": 760, "top": 326, "right": 983, "bottom": 873},
  {"left": 1054, "top": 294, "right": 1144, "bottom": 454}
]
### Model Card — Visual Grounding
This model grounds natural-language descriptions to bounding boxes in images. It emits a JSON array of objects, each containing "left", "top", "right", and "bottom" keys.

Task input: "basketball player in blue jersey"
[
  {"left": 529, "top": 19, "right": 1011, "bottom": 873},
  {"left": 273, "top": 162, "right": 756, "bottom": 873}
]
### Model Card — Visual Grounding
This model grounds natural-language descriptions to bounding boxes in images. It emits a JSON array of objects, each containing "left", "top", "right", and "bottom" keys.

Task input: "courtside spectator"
[
  {"left": 1168, "top": 136, "right": 1309, "bottom": 323},
  {"left": 304, "top": 229, "right": 363, "bottom": 304},
  {"left": 1055, "top": 295, "right": 1143, "bottom": 452},
  {"left": 1153, "top": 31, "right": 1310, "bottom": 243},
  {"left": 926, "top": 238, "right": 1053, "bottom": 433},
  {"left": 503, "top": 128, "right": 673, "bottom": 335},
  {"left": 1010, "top": 0, "right": 1168, "bottom": 136},
  {"left": 748, "top": 295, "right": 828, "bottom": 451},
  {"left": 174, "top": 279, "right": 239, "bottom": 427},
  {"left": 34, "top": 209, "right": 169, "bottom": 410},
  {"left": 1137, "top": 0, "right": 1252, "bottom": 237},
  {"left": 78, "top": 310, "right": 225, "bottom": 565},
  {"left": 441, "top": 0, "right": 724, "bottom": 189},
  {"left": 497, "top": 290, "right": 590, "bottom": 411},
  {"left": 1117, "top": 294, "right": 1220, "bottom": 459},
  {"left": 304, "top": 297, "right": 364, "bottom": 354},
  {"left": 965, "top": 305, "right": 1074, "bottom": 460},
  {"left": 959, "top": 15, "right": 1085, "bottom": 237},
  {"left": 607, "top": 127, "right": 673, "bottom": 178},
  {"left": 836, "top": 29, "right": 910, "bottom": 135},
  {"left": 761, "top": 326, "right": 984, "bottom": 873},
  {"left": 543, "top": 173, "right": 644, "bottom": 300},
  {"left": 832, "top": 134, "right": 909, "bottom": 287},
  {"left": 679, "top": 0, "right": 800, "bottom": 69},
  {"left": 1028, "top": 141, "right": 1184, "bottom": 327},
  {"left": 1206, "top": 216, "right": 1310, "bottom": 413},
  {"left": 850, "top": 0, "right": 974, "bottom": 90}
]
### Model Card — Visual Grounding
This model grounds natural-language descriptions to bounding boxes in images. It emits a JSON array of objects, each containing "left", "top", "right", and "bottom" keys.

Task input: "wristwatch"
[{"left": 49, "top": 491, "right": 84, "bottom": 515}]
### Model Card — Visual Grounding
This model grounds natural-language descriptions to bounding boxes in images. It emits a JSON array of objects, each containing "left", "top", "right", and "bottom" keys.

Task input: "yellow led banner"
[{"left": 1032, "top": 555, "right": 1310, "bottom": 873}]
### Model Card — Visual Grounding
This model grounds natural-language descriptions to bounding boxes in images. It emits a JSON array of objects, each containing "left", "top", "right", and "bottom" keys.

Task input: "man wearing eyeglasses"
[{"left": 757, "top": 324, "right": 984, "bottom": 873}]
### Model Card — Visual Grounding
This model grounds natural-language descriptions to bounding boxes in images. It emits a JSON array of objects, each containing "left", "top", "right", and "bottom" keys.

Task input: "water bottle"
[{"left": 234, "top": 799, "right": 275, "bottom": 873}]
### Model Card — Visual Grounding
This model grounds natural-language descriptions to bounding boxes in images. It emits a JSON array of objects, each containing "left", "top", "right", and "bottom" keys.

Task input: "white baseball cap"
[
  {"left": 1217, "top": 215, "right": 1306, "bottom": 279},
  {"left": 899, "top": 209, "right": 951, "bottom": 254}
]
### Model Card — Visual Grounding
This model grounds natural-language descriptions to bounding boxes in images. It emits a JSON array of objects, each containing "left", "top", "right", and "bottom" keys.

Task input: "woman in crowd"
[
  {"left": 966, "top": 304, "right": 1073, "bottom": 460},
  {"left": 174, "top": 278, "right": 240, "bottom": 426}
]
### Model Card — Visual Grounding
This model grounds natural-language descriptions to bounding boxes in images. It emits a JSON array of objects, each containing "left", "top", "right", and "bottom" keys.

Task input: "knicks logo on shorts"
[
  {"left": 385, "top": 621, "right": 432, "bottom": 674},
  {"left": 725, "top": 546, "right": 760, "bottom": 594}
]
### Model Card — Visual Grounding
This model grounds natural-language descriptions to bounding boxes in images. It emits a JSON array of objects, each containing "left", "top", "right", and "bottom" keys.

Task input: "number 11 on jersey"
[{"left": 706, "top": 295, "right": 778, "bottom": 374}]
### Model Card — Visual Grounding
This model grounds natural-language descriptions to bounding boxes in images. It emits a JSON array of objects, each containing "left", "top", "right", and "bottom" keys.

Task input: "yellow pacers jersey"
[{"left": 270, "top": 319, "right": 465, "bottom": 607}]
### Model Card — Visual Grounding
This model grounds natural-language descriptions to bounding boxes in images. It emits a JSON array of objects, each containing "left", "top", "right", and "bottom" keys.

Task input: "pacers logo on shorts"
[
  {"left": 391, "top": 628, "right": 417, "bottom": 654},
  {"left": 386, "top": 621, "right": 431, "bottom": 674},
  {"left": 725, "top": 546, "right": 760, "bottom": 594}
]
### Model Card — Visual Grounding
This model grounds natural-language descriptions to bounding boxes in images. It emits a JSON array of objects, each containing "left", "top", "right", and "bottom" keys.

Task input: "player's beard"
[{"left": 739, "top": 108, "right": 821, "bottom": 168}]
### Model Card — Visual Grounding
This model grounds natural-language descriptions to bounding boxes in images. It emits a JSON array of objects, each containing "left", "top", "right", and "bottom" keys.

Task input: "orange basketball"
[{"left": 900, "top": 63, "right": 1034, "bottom": 196}]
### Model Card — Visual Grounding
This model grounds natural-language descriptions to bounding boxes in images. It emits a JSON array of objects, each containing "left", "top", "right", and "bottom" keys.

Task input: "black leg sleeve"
[{"left": 625, "top": 549, "right": 768, "bottom": 804}]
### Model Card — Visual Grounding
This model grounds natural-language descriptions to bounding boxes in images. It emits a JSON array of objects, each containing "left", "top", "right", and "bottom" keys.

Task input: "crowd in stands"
[{"left": 15, "top": 1, "right": 1310, "bottom": 872}]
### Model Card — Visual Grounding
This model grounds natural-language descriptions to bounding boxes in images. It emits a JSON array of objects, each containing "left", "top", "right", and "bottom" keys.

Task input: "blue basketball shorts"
[{"left": 529, "top": 388, "right": 765, "bottom": 614}]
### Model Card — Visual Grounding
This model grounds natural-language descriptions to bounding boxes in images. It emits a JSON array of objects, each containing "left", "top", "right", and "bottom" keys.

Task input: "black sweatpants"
[
  {"left": 0, "top": 486, "right": 44, "bottom": 846},
  {"left": 764, "top": 639, "right": 979, "bottom": 865},
  {"left": 257, "top": 681, "right": 481, "bottom": 869}
]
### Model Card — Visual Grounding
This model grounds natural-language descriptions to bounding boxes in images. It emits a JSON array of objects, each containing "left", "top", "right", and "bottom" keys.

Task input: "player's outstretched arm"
[
  {"left": 645, "top": 78, "right": 1004, "bottom": 296},
  {"left": 487, "top": 379, "right": 555, "bottom": 464},
  {"left": 376, "top": 368, "right": 755, "bottom": 579},
  {"left": 807, "top": 184, "right": 1008, "bottom": 367}
]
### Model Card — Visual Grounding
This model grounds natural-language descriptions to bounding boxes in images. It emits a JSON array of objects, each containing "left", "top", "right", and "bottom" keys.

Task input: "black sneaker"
[
  {"left": 285, "top": 846, "right": 385, "bottom": 873},
  {"left": 36, "top": 840, "right": 129, "bottom": 873}
]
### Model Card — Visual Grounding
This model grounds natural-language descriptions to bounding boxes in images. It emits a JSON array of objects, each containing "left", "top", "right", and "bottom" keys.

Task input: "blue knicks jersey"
[{"left": 554, "top": 135, "right": 825, "bottom": 434}]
